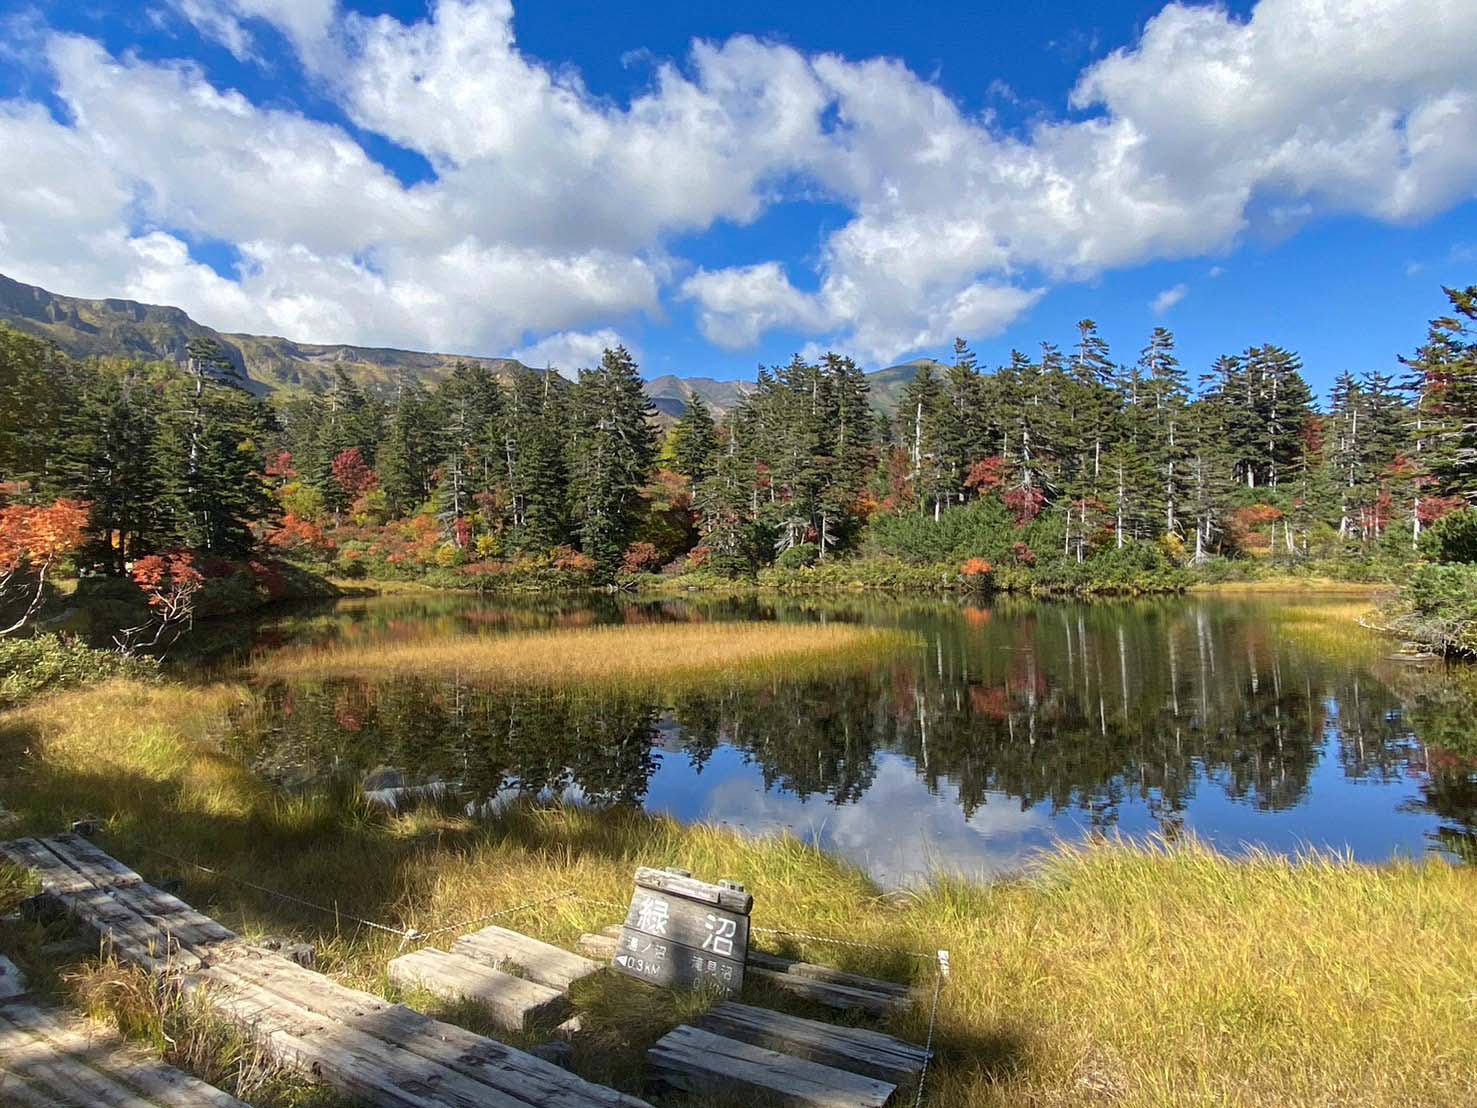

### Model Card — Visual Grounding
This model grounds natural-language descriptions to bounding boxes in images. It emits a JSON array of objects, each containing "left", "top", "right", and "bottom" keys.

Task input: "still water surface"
[{"left": 226, "top": 595, "right": 1476, "bottom": 886}]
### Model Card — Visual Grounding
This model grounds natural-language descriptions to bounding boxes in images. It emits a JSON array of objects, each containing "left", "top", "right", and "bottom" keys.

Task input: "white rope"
[
  {"left": 138, "top": 844, "right": 422, "bottom": 944},
  {"left": 412, "top": 888, "right": 580, "bottom": 942},
  {"left": 913, "top": 950, "right": 949, "bottom": 1107}
]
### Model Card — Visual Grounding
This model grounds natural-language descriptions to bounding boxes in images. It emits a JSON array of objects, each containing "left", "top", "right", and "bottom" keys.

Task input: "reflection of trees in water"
[
  {"left": 230, "top": 598, "right": 1468, "bottom": 847},
  {"left": 229, "top": 680, "right": 659, "bottom": 806},
  {"left": 885, "top": 602, "right": 1414, "bottom": 822}
]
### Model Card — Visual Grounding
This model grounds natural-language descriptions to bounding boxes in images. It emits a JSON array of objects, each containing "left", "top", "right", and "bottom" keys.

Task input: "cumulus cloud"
[
  {"left": 167, "top": 0, "right": 335, "bottom": 59},
  {"left": 3, "top": 0, "right": 1477, "bottom": 368},
  {"left": 512, "top": 328, "right": 631, "bottom": 377},
  {"left": 1151, "top": 283, "right": 1189, "bottom": 314}
]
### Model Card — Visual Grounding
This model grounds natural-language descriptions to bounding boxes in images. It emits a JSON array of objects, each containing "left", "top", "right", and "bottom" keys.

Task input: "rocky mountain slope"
[{"left": 0, "top": 272, "right": 936, "bottom": 415}]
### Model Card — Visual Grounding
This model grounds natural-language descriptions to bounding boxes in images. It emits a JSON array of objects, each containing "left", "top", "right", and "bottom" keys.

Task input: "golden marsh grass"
[
  {"left": 251, "top": 620, "right": 917, "bottom": 689},
  {"left": 2, "top": 678, "right": 1475, "bottom": 1106}
]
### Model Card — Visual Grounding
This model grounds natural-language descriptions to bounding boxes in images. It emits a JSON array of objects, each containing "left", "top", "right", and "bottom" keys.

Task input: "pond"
[{"left": 222, "top": 593, "right": 1476, "bottom": 886}]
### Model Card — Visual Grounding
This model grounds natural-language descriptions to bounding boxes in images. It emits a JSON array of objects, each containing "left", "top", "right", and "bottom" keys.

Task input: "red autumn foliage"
[
  {"left": 0, "top": 498, "right": 90, "bottom": 634},
  {"left": 1227, "top": 503, "right": 1284, "bottom": 552},
  {"left": 267, "top": 513, "right": 335, "bottom": 556},
  {"left": 118, "top": 550, "right": 205, "bottom": 652},
  {"left": 621, "top": 541, "right": 663, "bottom": 573},
  {"left": 961, "top": 557, "right": 993, "bottom": 577},
  {"left": 265, "top": 451, "right": 297, "bottom": 479},
  {"left": 1011, "top": 541, "right": 1037, "bottom": 567},
  {"left": 130, "top": 551, "right": 205, "bottom": 610},
  {"left": 551, "top": 547, "right": 598, "bottom": 574},
  {"left": 964, "top": 455, "right": 1009, "bottom": 492},
  {"left": 1003, "top": 484, "right": 1045, "bottom": 524},
  {"left": 331, "top": 448, "right": 378, "bottom": 502}
]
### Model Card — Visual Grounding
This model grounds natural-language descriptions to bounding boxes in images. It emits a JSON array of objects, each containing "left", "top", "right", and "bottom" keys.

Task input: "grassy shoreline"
[
  {"left": 252, "top": 620, "right": 917, "bottom": 689},
  {"left": 1, "top": 676, "right": 1474, "bottom": 1106}
]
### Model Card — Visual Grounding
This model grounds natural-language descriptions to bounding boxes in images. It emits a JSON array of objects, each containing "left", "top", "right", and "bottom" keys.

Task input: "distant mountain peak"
[{"left": 0, "top": 272, "right": 920, "bottom": 417}]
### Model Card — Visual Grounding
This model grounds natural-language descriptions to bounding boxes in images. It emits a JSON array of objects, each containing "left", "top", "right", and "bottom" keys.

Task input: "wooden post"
[{"left": 612, "top": 868, "right": 752, "bottom": 994}]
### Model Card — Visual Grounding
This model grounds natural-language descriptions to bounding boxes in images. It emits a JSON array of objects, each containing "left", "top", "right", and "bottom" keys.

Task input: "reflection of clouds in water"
[{"left": 676, "top": 752, "right": 1056, "bottom": 887}]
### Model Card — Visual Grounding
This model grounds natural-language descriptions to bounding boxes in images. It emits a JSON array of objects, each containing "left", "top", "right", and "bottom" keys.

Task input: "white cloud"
[
  {"left": 167, "top": 0, "right": 336, "bottom": 59},
  {"left": 681, "top": 263, "right": 828, "bottom": 349},
  {"left": 512, "top": 328, "right": 630, "bottom": 378},
  {"left": 3, "top": 0, "right": 1477, "bottom": 369},
  {"left": 1151, "top": 283, "right": 1188, "bottom": 314}
]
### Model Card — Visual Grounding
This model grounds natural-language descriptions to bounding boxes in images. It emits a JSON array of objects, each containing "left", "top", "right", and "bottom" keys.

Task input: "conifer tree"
[
  {"left": 671, "top": 394, "right": 719, "bottom": 490},
  {"left": 567, "top": 347, "right": 656, "bottom": 571}
]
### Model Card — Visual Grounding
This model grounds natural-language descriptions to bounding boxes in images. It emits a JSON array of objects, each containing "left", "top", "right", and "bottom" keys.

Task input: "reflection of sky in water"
[
  {"left": 641, "top": 739, "right": 1443, "bottom": 888},
  {"left": 238, "top": 595, "right": 1475, "bottom": 887}
]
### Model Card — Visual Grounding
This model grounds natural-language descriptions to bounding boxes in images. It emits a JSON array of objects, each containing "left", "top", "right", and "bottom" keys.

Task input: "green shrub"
[
  {"left": 0, "top": 634, "right": 157, "bottom": 707},
  {"left": 1419, "top": 510, "right": 1477, "bottom": 564},
  {"left": 775, "top": 542, "right": 820, "bottom": 569}
]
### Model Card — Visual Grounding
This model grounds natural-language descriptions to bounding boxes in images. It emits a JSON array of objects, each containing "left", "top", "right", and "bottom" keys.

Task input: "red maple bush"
[
  {"left": 0, "top": 498, "right": 89, "bottom": 634},
  {"left": 331, "top": 448, "right": 378, "bottom": 502},
  {"left": 118, "top": 551, "right": 205, "bottom": 651},
  {"left": 961, "top": 557, "right": 993, "bottom": 577},
  {"left": 621, "top": 541, "right": 663, "bottom": 573}
]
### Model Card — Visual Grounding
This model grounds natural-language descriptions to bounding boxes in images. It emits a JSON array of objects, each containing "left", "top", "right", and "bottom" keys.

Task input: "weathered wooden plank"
[
  {"left": 188, "top": 969, "right": 500, "bottom": 1108},
  {"left": 0, "top": 954, "right": 26, "bottom": 1001},
  {"left": 696, "top": 1002, "right": 928, "bottom": 1086},
  {"left": 451, "top": 925, "right": 600, "bottom": 991},
  {"left": 0, "top": 1066, "right": 75, "bottom": 1108},
  {"left": 0, "top": 1002, "right": 249, "bottom": 1108},
  {"left": 39, "top": 834, "right": 148, "bottom": 890},
  {"left": 575, "top": 932, "right": 618, "bottom": 960},
  {"left": 201, "top": 951, "right": 651, "bottom": 1108},
  {"left": 0, "top": 837, "right": 226, "bottom": 975},
  {"left": 633, "top": 868, "right": 753, "bottom": 914},
  {"left": 745, "top": 952, "right": 913, "bottom": 999},
  {"left": 388, "top": 947, "right": 570, "bottom": 1031},
  {"left": 647, "top": 1025, "right": 896, "bottom": 1108},
  {"left": 747, "top": 968, "right": 910, "bottom": 1017},
  {"left": 0, "top": 1008, "right": 162, "bottom": 1108}
]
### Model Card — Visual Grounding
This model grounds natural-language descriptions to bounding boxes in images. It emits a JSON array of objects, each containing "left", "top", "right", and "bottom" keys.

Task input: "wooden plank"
[
  {"left": 0, "top": 836, "right": 238, "bottom": 975},
  {"left": 0, "top": 954, "right": 26, "bottom": 1001},
  {"left": 187, "top": 969, "right": 502, "bottom": 1108},
  {"left": 451, "top": 925, "right": 600, "bottom": 991},
  {"left": 387, "top": 947, "right": 570, "bottom": 1031},
  {"left": 633, "top": 868, "right": 753, "bottom": 915},
  {"left": 0, "top": 1009, "right": 161, "bottom": 1108},
  {"left": 745, "top": 952, "right": 913, "bottom": 1000},
  {"left": 696, "top": 1002, "right": 929, "bottom": 1086},
  {"left": 0, "top": 1002, "right": 250, "bottom": 1108},
  {"left": 199, "top": 950, "right": 651, "bottom": 1108},
  {"left": 575, "top": 932, "right": 618, "bottom": 960},
  {"left": 647, "top": 1025, "right": 896, "bottom": 1108},
  {"left": 747, "top": 968, "right": 910, "bottom": 1017},
  {"left": 0, "top": 1067, "right": 76, "bottom": 1108}
]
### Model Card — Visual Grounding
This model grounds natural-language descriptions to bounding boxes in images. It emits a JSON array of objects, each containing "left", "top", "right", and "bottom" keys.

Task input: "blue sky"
[{"left": 2, "top": 0, "right": 1475, "bottom": 396}]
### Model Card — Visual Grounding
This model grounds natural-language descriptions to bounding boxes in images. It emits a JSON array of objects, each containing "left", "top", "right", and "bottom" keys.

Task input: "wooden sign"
[{"left": 612, "top": 867, "right": 752, "bottom": 994}]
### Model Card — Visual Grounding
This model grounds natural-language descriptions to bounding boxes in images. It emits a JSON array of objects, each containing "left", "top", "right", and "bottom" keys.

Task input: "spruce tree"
[
  {"left": 567, "top": 347, "right": 656, "bottom": 571},
  {"left": 671, "top": 394, "right": 719, "bottom": 490}
]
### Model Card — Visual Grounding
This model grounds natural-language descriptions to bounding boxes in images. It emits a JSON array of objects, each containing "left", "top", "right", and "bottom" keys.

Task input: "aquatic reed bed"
[{"left": 250, "top": 620, "right": 918, "bottom": 689}]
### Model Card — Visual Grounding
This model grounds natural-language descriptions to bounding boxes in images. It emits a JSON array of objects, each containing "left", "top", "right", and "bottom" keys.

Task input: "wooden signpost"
[{"left": 612, "top": 867, "right": 752, "bottom": 994}]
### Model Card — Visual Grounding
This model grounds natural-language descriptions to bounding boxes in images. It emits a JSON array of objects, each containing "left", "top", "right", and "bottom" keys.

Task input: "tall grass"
[
  {"left": 2, "top": 679, "right": 1475, "bottom": 1106},
  {"left": 251, "top": 620, "right": 917, "bottom": 689}
]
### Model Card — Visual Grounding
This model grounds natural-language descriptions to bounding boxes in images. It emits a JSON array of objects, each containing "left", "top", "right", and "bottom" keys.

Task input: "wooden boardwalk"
[
  {"left": 0, "top": 834, "right": 652, "bottom": 1108},
  {"left": 0, "top": 993, "right": 249, "bottom": 1107},
  {"left": 579, "top": 928, "right": 916, "bottom": 1016}
]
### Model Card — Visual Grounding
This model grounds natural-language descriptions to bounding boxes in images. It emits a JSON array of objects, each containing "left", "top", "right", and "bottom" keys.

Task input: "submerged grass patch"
[
  {"left": 250, "top": 620, "right": 917, "bottom": 689},
  {"left": 1, "top": 678, "right": 1475, "bottom": 1106}
]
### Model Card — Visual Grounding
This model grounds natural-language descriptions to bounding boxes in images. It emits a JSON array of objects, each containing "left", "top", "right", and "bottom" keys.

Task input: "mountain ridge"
[{"left": 0, "top": 272, "right": 937, "bottom": 416}]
